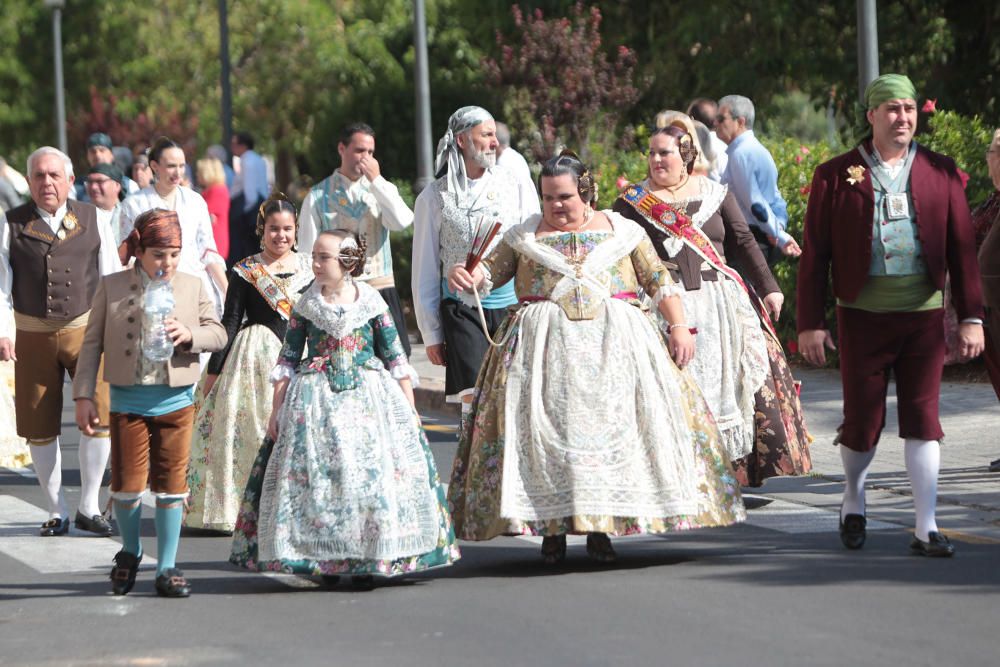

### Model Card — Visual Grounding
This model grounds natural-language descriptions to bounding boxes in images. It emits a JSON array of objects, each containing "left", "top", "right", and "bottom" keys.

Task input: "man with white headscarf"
[{"left": 412, "top": 106, "right": 539, "bottom": 423}]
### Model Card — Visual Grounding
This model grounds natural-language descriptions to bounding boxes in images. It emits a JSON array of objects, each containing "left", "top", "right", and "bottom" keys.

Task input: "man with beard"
[{"left": 411, "top": 106, "right": 539, "bottom": 425}]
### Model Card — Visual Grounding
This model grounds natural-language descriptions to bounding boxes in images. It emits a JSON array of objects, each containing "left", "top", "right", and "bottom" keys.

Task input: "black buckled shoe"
[
  {"left": 39, "top": 517, "right": 70, "bottom": 537},
  {"left": 540, "top": 534, "right": 567, "bottom": 566},
  {"left": 910, "top": 531, "right": 955, "bottom": 558},
  {"left": 110, "top": 550, "right": 142, "bottom": 595},
  {"left": 350, "top": 575, "right": 376, "bottom": 591},
  {"left": 75, "top": 511, "right": 113, "bottom": 537},
  {"left": 839, "top": 513, "right": 867, "bottom": 550},
  {"left": 586, "top": 532, "right": 617, "bottom": 564},
  {"left": 155, "top": 568, "right": 191, "bottom": 598}
]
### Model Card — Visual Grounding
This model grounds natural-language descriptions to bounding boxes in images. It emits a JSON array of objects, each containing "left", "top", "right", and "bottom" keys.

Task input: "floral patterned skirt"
[
  {"left": 0, "top": 363, "right": 28, "bottom": 469},
  {"left": 447, "top": 301, "right": 745, "bottom": 541},
  {"left": 186, "top": 325, "right": 280, "bottom": 531},
  {"left": 229, "top": 368, "right": 460, "bottom": 577},
  {"left": 731, "top": 333, "right": 813, "bottom": 487}
]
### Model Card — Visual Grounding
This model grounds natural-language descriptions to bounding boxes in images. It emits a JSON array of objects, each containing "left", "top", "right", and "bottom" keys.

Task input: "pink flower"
[
  {"left": 615, "top": 176, "right": 629, "bottom": 191},
  {"left": 957, "top": 168, "right": 970, "bottom": 190},
  {"left": 787, "top": 339, "right": 799, "bottom": 355},
  {"left": 795, "top": 155, "right": 804, "bottom": 164},
  {"left": 799, "top": 185, "right": 811, "bottom": 195},
  {"left": 799, "top": 145, "right": 810, "bottom": 155},
  {"left": 922, "top": 99, "right": 937, "bottom": 113}
]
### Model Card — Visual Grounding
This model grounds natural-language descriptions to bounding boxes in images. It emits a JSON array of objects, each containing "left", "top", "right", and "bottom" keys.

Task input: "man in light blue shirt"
[
  {"left": 228, "top": 131, "right": 270, "bottom": 264},
  {"left": 717, "top": 95, "right": 801, "bottom": 263}
]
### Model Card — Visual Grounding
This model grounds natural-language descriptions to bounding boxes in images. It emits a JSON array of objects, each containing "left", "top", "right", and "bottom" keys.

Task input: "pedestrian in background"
[{"left": 196, "top": 157, "right": 230, "bottom": 261}]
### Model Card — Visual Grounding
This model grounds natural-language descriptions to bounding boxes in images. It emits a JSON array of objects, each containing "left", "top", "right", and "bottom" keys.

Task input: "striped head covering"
[
  {"left": 120, "top": 208, "right": 182, "bottom": 265},
  {"left": 434, "top": 105, "right": 494, "bottom": 202}
]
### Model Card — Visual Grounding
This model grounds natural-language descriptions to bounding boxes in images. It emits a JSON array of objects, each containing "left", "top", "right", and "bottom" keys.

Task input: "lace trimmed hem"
[{"left": 389, "top": 363, "right": 420, "bottom": 387}]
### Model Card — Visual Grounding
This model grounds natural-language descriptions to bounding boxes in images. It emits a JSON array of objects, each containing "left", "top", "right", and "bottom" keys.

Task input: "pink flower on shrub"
[
  {"left": 799, "top": 185, "right": 811, "bottom": 195},
  {"left": 787, "top": 339, "right": 799, "bottom": 355},
  {"left": 800, "top": 145, "right": 810, "bottom": 155},
  {"left": 957, "top": 167, "right": 970, "bottom": 190},
  {"left": 795, "top": 155, "right": 804, "bottom": 164},
  {"left": 922, "top": 99, "right": 937, "bottom": 113},
  {"left": 615, "top": 176, "right": 629, "bottom": 191}
]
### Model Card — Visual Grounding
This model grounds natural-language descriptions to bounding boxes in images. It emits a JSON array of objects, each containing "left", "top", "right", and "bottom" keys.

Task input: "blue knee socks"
[
  {"left": 113, "top": 498, "right": 143, "bottom": 557},
  {"left": 154, "top": 497, "right": 185, "bottom": 575}
]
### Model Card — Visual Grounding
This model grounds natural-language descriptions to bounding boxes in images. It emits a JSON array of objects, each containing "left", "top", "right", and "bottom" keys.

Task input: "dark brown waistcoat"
[{"left": 6, "top": 199, "right": 102, "bottom": 320}]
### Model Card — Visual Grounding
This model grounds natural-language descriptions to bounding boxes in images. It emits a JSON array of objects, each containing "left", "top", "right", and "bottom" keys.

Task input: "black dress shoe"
[
  {"left": 39, "top": 517, "right": 69, "bottom": 537},
  {"left": 350, "top": 575, "right": 376, "bottom": 591},
  {"left": 110, "top": 550, "right": 142, "bottom": 595},
  {"left": 839, "top": 513, "right": 867, "bottom": 550},
  {"left": 989, "top": 457, "right": 1000, "bottom": 473},
  {"left": 75, "top": 511, "right": 113, "bottom": 536},
  {"left": 155, "top": 568, "right": 191, "bottom": 598},
  {"left": 910, "top": 531, "right": 955, "bottom": 558}
]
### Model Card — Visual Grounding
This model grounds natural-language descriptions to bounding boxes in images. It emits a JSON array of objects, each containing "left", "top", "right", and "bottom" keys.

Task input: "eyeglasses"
[{"left": 86, "top": 178, "right": 114, "bottom": 187}]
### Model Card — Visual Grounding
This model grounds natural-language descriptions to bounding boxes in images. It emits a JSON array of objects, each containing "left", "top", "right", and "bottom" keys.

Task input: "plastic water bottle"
[{"left": 142, "top": 270, "right": 176, "bottom": 362}]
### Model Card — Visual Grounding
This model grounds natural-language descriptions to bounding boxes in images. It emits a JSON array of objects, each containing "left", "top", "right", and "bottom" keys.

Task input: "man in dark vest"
[{"left": 0, "top": 147, "right": 123, "bottom": 536}]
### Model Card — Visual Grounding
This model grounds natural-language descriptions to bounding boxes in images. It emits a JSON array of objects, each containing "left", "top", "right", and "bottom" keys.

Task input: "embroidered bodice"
[
  {"left": 481, "top": 212, "right": 678, "bottom": 321},
  {"left": 276, "top": 282, "right": 411, "bottom": 392},
  {"left": 207, "top": 253, "right": 314, "bottom": 375}
]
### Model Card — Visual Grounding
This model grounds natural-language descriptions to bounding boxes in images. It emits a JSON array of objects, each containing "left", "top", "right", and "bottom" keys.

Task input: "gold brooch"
[
  {"left": 63, "top": 212, "right": 78, "bottom": 230},
  {"left": 486, "top": 191, "right": 497, "bottom": 201},
  {"left": 56, "top": 229, "right": 67, "bottom": 240},
  {"left": 846, "top": 165, "right": 866, "bottom": 185}
]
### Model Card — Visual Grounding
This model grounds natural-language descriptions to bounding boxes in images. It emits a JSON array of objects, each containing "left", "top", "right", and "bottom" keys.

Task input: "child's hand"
[
  {"left": 165, "top": 318, "right": 193, "bottom": 346},
  {"left": 267, "top": 412, "right": 280, "bottom": 441},
  {"left": 75, "top": 399, "right": 100, "bottom": 436}
]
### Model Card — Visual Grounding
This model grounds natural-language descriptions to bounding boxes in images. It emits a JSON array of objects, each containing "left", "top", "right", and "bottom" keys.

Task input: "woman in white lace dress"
[
  {"left": 614, "top": 123, "right": 811, "bottom": 487},
  {"left": 447, "top": 153, "right": 744, "bottom": 566}
]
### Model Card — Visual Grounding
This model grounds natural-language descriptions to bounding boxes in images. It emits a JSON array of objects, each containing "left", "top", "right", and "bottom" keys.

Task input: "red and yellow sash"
[
  {"left": 233, "top": 255, "right": 296, "bottom": 320},
  {"left": 620, "top": 182, "right": 778, "bottom": 340}
]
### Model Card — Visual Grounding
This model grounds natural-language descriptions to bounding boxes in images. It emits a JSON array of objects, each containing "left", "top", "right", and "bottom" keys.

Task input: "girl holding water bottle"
[{"left": 73, "top": 208, "right": 226, "bottom": 598}]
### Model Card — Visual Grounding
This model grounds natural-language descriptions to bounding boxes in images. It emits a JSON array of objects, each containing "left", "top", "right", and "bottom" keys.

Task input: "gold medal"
[
  {"left": 56, "top": 229, "right": 66, "bottom": 240},
  {"left": 63, "top": 212, "right": 78, "bottom": 230}
]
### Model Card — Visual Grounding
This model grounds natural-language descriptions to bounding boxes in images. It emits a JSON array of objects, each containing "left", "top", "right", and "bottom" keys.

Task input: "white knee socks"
[
  {"left": 29, "top": 439, "right": 68, "bottom": 520},
  {"left": 904, "top": 438, "right": 940, "bottom": 542},
  {"left": 78, "top": 435, "right": 111, "bottom": 517},
  {"left": 839, "top": 445, "right": 876, "bottom": 519}
]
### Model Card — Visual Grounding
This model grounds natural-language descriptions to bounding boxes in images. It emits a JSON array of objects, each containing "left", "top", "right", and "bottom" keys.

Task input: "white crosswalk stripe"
[{"left": 0, "top": 494, "right": 156, "bottom": 573}]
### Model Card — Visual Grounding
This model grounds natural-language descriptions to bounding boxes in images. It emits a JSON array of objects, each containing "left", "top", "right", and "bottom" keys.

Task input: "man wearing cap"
[
  {"left": 86, "top": 163, "right": 126, "bottom": 238},
  {"left": 797, "top": 73, "right": 984, "bottom": 557},
  {"left": 298, "top": 122, "right": 415, "bottom": 355},
  {"left": 78, "top": 133, "right": 139, "bottom": 202},
  {"left": 0, "top": 146, "right": 124, "bottom": 536},
  {"left": 411, "top": 106, "right": 539, "bottom": 424}
]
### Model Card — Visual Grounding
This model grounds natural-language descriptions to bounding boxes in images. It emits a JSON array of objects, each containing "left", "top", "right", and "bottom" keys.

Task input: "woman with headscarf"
[
  {"left": 614, "top": 122, "right": 812, "bottom": 487},
  {"left": 185, "top": 193, "right": 313, "bottom": 532},
  {"left": 447, "top": 152, "right": 744, "bottom": 565}
]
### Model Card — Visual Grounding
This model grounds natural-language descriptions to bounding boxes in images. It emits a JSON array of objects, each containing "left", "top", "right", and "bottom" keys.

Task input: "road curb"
[{"left": 414, "top": 378, "right": 460, "bottom": 417}]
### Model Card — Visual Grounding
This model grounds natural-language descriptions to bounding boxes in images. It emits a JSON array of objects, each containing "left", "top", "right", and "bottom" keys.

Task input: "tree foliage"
[{"left": 485, "top": 3, "right": 647, "bottom": 162}]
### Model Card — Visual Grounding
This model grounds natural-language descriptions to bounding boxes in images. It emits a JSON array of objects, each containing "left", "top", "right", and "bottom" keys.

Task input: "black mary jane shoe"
[
  {"left": 540, "top": 535, "right": 567, "bottom": 566},
  {"left": 910, "top": 531, "right": 955, "bottom": 558},
  {"left": 39, "top": 517, "right": 70, "bottom": 537},
  {"left": 839, "top": 512, "right": 867, "bottom": 550},
  {"left": 155, "top": 568, "right": 192, "bottom": 598},
  {"left": 350, "top": 575, "right": 376, "bottom": 591},
  {"left": 585, "top": 533, "right": 617, "bottom": 564},
  {"left": 110, "top": 550, "right": 142, "bottom": 595},
  {"left": 75, "top": 511, "right": 113, "bottom": 537}
]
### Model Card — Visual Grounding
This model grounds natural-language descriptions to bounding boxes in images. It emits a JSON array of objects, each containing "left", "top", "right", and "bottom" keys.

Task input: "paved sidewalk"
[{"left": 410, "top": 341, "right": 1000, "bottom": 539}]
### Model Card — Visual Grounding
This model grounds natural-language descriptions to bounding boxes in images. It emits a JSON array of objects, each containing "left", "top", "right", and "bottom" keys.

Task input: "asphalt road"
[{"left": 1, "top": 409, "right": 998, "bottom": 667}]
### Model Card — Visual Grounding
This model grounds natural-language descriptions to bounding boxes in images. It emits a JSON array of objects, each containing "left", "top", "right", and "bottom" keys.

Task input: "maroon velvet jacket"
[{"left": 796, "top": 142, "right": 984, "bottom": 332}]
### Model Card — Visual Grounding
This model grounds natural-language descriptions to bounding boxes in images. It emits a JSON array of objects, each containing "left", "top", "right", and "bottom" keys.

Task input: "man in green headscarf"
[{"left": 797, "top": 73, "right": 984, "bottom": 558}]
